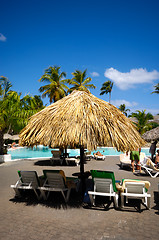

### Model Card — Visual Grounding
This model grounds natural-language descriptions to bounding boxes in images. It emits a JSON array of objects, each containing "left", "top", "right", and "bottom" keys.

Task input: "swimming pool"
[{"left": 8, "top": 146, "right": 152, "bottom": 160}]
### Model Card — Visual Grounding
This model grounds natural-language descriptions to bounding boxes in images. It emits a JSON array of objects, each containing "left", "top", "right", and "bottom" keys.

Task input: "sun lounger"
[
  {"left": 84, "top": 151, "right": 94, "bottom": 160},
  {"left": 50, "top": 150, "right": 63, "bottom": 165},
  {"left": 139, "top": 165, "right": 159, "bottom": 178},
  {"left": 120, "top": 179, "right": 151, "bottom": 210},
  {"left": 120, "top": 153, "right": 131, "bottom": 169},
  {"left": 65, "top": 157, "right": 80, "bottom": 166},
  {"left": 10, "top": 170, "right": 42, "bottom": 200},
  {"left": 93, "top": 155, "right": 106, "bottom": 160},
  {"left": 138, "top": 156, "right": 159, "bottom": 178},
  {"left": 40, "top": 170, "right": 78, "bottom": 202},
  {"left": 88, "top": 170, "right": 119, "bottom": 209}
]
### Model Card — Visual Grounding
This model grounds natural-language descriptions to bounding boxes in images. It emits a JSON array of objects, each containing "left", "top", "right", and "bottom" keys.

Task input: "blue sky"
[{"left": 0, "top": 0, "right": 159, "bottom": 115}]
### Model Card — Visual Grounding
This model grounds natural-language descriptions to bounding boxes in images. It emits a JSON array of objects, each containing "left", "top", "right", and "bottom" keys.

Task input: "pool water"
[
  {"left": 8, "top": 146, "right": 152, "bottom": 160},
  {"left": 8, "top": 146, "right": 80, "bottom": 160}
]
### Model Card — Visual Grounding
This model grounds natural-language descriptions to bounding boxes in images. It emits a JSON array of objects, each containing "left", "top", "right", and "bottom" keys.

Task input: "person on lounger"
[
  {"left": 140, "top": 154, "right": 159, "bottom": 171},
  {"left": 93, "top": 151, "right": 106, "bottom": 160},
  {"left": 155, "top": 150, "right": 159, "bottom": 167},
  {"left": 93, "top": 151, "right": 103, "bottom": 157}
]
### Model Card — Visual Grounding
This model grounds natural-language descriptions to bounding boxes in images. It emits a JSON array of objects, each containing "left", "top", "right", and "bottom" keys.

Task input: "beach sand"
[{"left": 0, "top": 156, "right": 159, "bottom": 240}]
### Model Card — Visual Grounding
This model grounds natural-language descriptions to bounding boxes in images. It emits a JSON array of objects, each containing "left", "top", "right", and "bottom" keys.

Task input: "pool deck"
[{"left": 0, "top": 156, "right": 159, "bottom": 240}]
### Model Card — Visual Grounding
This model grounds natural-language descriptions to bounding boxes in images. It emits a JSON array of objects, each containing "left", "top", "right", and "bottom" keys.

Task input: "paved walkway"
[{"left": 0, "top": 156, "right": 159, "bottom": 240}]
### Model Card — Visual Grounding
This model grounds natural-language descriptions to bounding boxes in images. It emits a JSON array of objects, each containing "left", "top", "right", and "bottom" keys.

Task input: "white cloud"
[
  {"left": 142, "top": 108, "right": 159, "bottom": 115},
  {"left": 0, "top": 33, "right": 6, "bottom": 42},
  {"left": 104, "top": 68, "right": 159, "bottom": 90},
  {"left": 111, "top": 99, "right": 138, "bottom": 107},
  {"left": 90, "top": 72, "right": 100, "bottom": 77}
]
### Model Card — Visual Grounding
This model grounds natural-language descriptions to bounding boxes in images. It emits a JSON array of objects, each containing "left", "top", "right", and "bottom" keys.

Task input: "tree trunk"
[
  {"left": 0, "top": 130, "right": 4, "bottom": 155},
  {"left": 109, "top": 92, "right": 111, "bottom": 103}
]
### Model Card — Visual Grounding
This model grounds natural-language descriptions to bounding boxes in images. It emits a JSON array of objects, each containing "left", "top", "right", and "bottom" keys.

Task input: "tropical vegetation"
[
  {"left": 67, "top": 69, "right": 96, "bottom": 93},
  {"left": 1, "top": 65, "right": 159, "bottom": 154},
  {"left": 118, "top": 104, "right": 130, "bottom": 117},
  {"left": 152, "top": 83, "right": 159, "bottom": 94},
  {"left": 0, "top": 76, "right": 44, "bottom": 155},
  {"left": 129, "top": 110, "right": 154, "bottom": 134},
  {"left": 38, "top": 66, "right": 69, "bottom": 103},
  {"left": 100, "top": 80, "right": 113, "bottom": 103}
]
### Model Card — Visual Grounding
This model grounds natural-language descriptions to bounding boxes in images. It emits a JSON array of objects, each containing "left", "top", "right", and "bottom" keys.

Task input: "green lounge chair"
[
  {"left": 88, "top": 170, "right": 119, "bottom": 209},
  {"left": 40, "top": 170, "right": 79, "bottom": 202},
  {"left": 10, "top": 170, "right": 42, "bottom": 200}
]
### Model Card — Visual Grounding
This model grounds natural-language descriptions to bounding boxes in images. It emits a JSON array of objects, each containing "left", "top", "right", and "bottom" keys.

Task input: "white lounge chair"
[
  {"left": 120, "top": 179, "right": 151, "bottom": 210},
  {"left": 10, "top": 171, "right": 42, "bottom": 200},
  {"left": 84, "top": 151, "right": 94, "bottom": 160},
  {"left": 65, "top": 157, "right": 80, "bottom": 166},
  {"left": 138, "top": 156, "right": 159, "bottom": 178},
  {"left": 40, "top": 170, "right": 77, "bottom": 202},
  {"left": 88, "top": 170, "right": 119, "bottom": 209},
  {"left": 93, "top": 155, "right": 106, "bottom": 160},
  {"left": 50, "top": 150, "right": 63, "bottom": 165},
  {"left": 120, "top": 153, "right": 131, "bottom": 169}
]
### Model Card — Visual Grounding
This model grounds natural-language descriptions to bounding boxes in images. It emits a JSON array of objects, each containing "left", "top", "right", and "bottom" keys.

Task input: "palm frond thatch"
[
  {"left": 142, "top": 127, "right": 159, "bottom": 142},
  {"left": 19, "top": 90, "right": 145, "bottom": 152}
]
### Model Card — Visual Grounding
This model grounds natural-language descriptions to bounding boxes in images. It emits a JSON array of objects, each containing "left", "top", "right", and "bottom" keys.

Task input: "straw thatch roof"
[
  {"left": 142, "top": 127, "right": 159, "bottom": 142},
  {"left": 19, "top": 90, "right": 145, "bottom": 152}
]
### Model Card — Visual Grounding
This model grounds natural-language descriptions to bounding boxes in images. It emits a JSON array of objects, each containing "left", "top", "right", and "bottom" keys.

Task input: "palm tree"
[
  {"left": 0, "top": 91, "right": 44, "bottom": 154},
  {"left": 100, "top": 80, "right": 113, "bottom": 103},
  {"left": 129, "top": 110, "right": 154, "bottom": 134},
  {"left": 38, "top": 66, "right": 69, "bottom": 103},
  {"left": 21, "top": 95, "right": 44, "bottom": 111},
  {"left": 152, "top": 83, "right": 159, "bottom": 94},
  {"left": 68, "top": 69, "right": 96, "bottom": 93},
  {"left": 33, "top": 95, "right": 44, "bottom": 109},
  {"left": 118, "top": 104, "right": 130, "bottom": 117},
  {"left": 0, "top": 76, "right": 12, "bottom": 100}
]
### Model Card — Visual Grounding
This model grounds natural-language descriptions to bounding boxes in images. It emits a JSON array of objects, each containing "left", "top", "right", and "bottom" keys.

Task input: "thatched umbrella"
[
  {"left": 19, "top": 90, "right": 145, "bottom": 192},
  {"left": 142, "top": 127, "right": 159, "bottom": 142}
]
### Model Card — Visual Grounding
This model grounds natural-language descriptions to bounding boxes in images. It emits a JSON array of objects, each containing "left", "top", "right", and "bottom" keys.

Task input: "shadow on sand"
[
  {"left": 152, "top": 191, "right": 159, "bottom": 215},
  {"left": 9, "top": 190, "right": 83, "bottom": 209},
  {"left": 34, "top": 159, "right": 85, "bottom": 167}
]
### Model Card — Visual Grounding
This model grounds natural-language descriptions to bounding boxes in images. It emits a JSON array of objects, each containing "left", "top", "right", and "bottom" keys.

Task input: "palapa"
[
  {"left": 142, "top": 126, "right": 159, "bottom": 142},
  {"left": 19, "top": 90, "right": 145, "bottom": 152},
  {"left": 19, "top": 90, "right": 145, "bottom": 194}
]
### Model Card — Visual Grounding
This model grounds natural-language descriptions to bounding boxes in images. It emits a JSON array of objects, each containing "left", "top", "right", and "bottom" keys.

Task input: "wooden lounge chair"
[
  {"left": 120, "top": 179, "right": 151, "bottom": 210},
  {"left": 88, "top": 170, "right": 119, "bottom": 209},
  {"left": 40, "top": 170, "right": 78, "bottom": 202},
  {"left": 10, "top": 170, "right": 42, "bottom": 200}
]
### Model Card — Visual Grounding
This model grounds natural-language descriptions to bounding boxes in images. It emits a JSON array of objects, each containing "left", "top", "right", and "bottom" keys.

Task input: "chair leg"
[
  {"left": 40, "top": 190, "right": 49, "bottom": 200},
  {"left": 89, "top": 194, "right": 95, "bottom": 206},
  {"left": 33, "top": 189, "right": 42, "bottom": 200},
  {"left": 13, "top": 188, "right": 21, "bottom": 197},
  {"left": 121, "top": 194, "right": 124, "bottom": 208},
  {"left": 154, "top": 172, "right": 159, "bottom": 178},
  {"left": 61, "top": 189, "right": 71, "bottom": 203},
  {"left": 113, "top": 194, "right": 118, "bottom": 208},
  {"left": 66, "top": 189, "right": 71, "bottom": 202},
  {"left": 147, "top": 197, "right": 151, "bottom": 209}
]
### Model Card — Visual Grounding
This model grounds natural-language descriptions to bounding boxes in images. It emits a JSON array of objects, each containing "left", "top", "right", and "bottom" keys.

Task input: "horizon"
[{"left": 0, "top": 0, "right": 159, "bottom": 115}]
